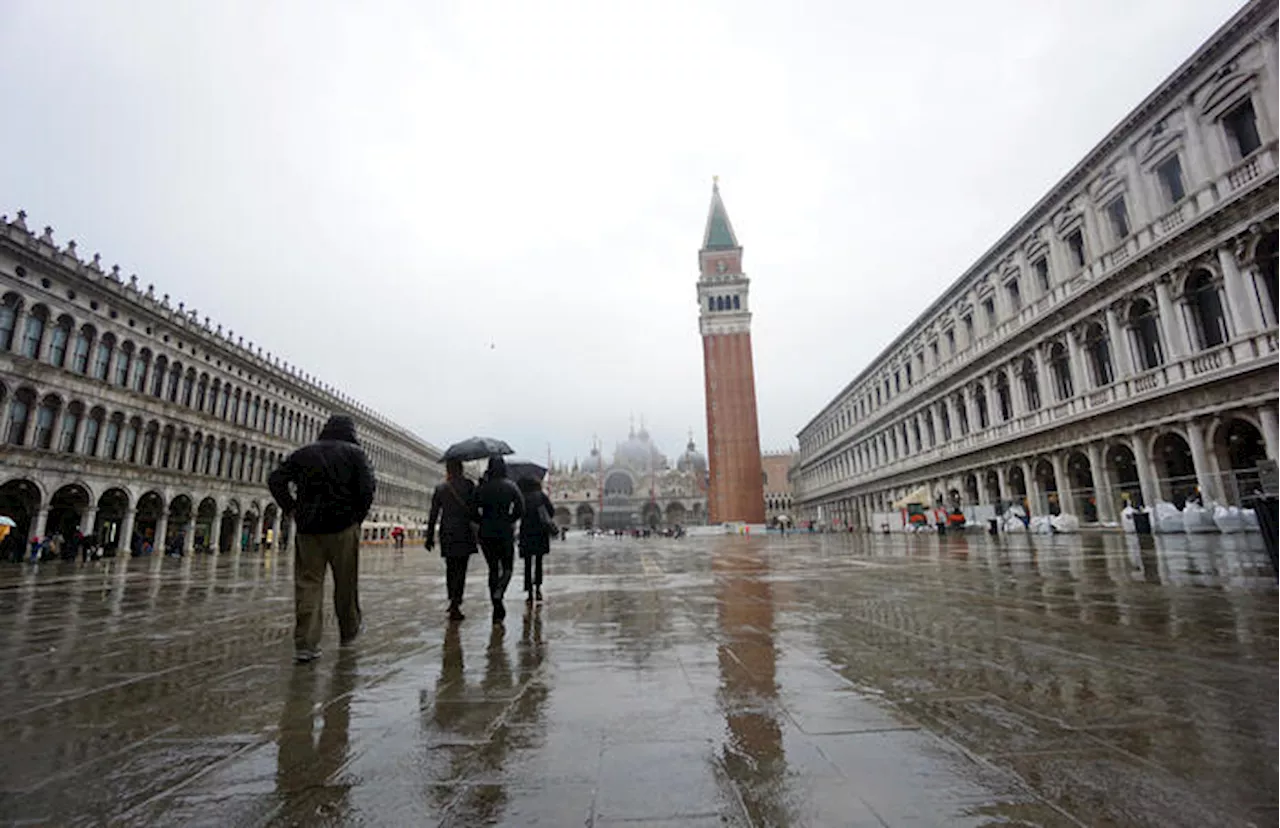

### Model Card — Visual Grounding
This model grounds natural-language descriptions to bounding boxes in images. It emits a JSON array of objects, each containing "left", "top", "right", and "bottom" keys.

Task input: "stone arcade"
[
  {"left": 794, "top": 0, "right": 1279, "bottom": 529},
  {"left": 0, "top": 213, "right": 443, "bottom": 556}
]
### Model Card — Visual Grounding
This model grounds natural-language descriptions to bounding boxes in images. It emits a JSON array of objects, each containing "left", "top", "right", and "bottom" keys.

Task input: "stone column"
[
  {"left": 1032, "top": 345, "right": 1048, "bottom": 408},
  {"left": 71, "top": 412, "right": 87, "bottom": 456},
  {"left": 1050, "top": 453, "right": 1070, "bottom": 515},
  {"left": 1260, "top": 404, "right": 1279, "bottom": 461},
  {"left": 1105, "top": 304, "right": 1133, "bottom": 380},
  {"left": 1218, "top": 245, "right": 1260, "bottom": 336},
  {"left": 966, "top": 387, "right": 981, "bottom": 434},
  {"left": 118, "top": 508, "right": 136, "bottom": 555},
  {"left": 183, "top": 516, "right": 196, "bottom": 555},
  {"left": 208, "top": 508, "right": 222, "bottom": 554},
  {"left": 21, "top": 405, "right": 38, "bottom": 447},
  {"left": 154, "top": 509, "right": 169, "bottom": 552},
  {"left": 32, "top": 504, "right": 50, "bottom": 540},
  {"left": 943, "top": 397, "right": 958, "bottom": 441},
  {"left": 1065, "top": 327, "right": 1086, "bottom": 394},
  {"left": 1184, "top": 419, "right": 1219, "bottom": 503},
  {"left": 1131, "top": 432, "right": 1158, "bottom": 509},
  {"left": 995, "top": 466, "right": 1008, "bottom": 501},
  {"left": 1009, "top": 362, "right": 1026, "bottom": 417},
  {"left": 1086, "top": 442, "right": 1116, "bottom": 523},
  {"left": 1023, "top": 460, "right": 1041, "bottom": 515},
  {"left": 80, "top": 506, "right": 97, "bottom": 536},
  {"left": 1154, "top": 277, "right": 1188, "bottom": 359}
]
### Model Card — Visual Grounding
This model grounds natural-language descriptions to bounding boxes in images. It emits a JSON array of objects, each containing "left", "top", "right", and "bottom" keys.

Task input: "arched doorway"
[
  {"left": 983, "top": 470, "right": 1000, "bottom": 505},
  {"left": 553, "top": 506, "right": 571, "bottom": 528},
  {"left": 167, "top": 495, "right": 193, "bottom": 554},
  {"left": 1033, "top": 458, "right": 1059, "bottom": 515},
  {"left": 666, "top": 501, "right": 688, "bottom": 525},
  {"left": 95, "top": 488, "right": 131, "bottom": 552},
  {"left": 241, "top": 506, "right": 260, "bottom": 552},
  {"left": 1006, "top": 465, "right": 1029, "bottom": 515},
  {"left": 135, "top": 491, "right": 165, "bottom": 556},
  {"left": 963, "top": 473, "right": 980, "bottom": 506},
  {"left": 1153, "top": 432, "right": 1196, "bottom": 507},
  {"left": 220, "top": 501, "right": 241, "bottom": 553},
  {"left": 575, "top": 503, "right": 595, "bottom": 530},
  {"left": 262, "top": 502, "right": 279, "bottom": 550},
  {"left": 691, "top": 502, "right": 705, "bottom": 524},
  {"left": 1213, "top": 418, "right": 1268, "bottom": 504},
  {"left": 279, "top": 516, "right": 294, "bottom": 551},
  {"left": 1066, "top": 451, "right": 1097, "bottom": 522},
  {"left": 1105, "top": 443, "right": 1142, "bottom": 509},
  {"left": 0, "top": 479, "right": 42, "bottom": 560},
  {"left": 48, "top": 484, "right": 91, "bottom": 542},
  {"left": 195, "top": 497, "right": 219, "bottom": 552},
  {"left": 641, "top": 501, "right": 661, "bottom": 528}
]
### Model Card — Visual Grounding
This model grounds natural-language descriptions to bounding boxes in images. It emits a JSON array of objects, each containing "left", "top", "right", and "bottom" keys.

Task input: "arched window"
[
  {"left": 1050, "top": 342, "right": 1073, "bottom": 400},
  {"left": 732, "top": 295, "right": 741, "bottom": 310},
  {"left": 250, "top": 396, "right": 260, "bottom": 430},
  {"left": 121, "top": 419, "right": 139, "bottom": 463},
  {"left": 0, "top": 295, "right": 18, "bottom": 350},
  {"left": 5, "top": 390, "right": 31, "bottom": 445},
  {"left": 72, "top": 326, "right": 94, "bottom": 374},
  {"left": 708, "top": 297, "right": 714, "bottom": 312},
  {"left": 92, "top": 334, "right": 115, "bottom": 381},
  {"left": 19, "top": 306, "right": 46, "bottom": 359},
  {"left": 1128, "top": 300, "right": 1163, "bottom": 371},
  {"left": 34, "top": 396, "right": 59, "bottom": 449},
  {"left": 1257, "top": 231, "right": 1278, "bottom": 320},
  {"left": 115, "top": 342, "right": 134, "bottom": 387},
  {"left": 1083, "top": 323, "right": 1112, "bottom": 387},
  {"left": 142, "top": 422, "right": 159, "bottom": 465},
  {"left": 232, "top": 389, "right": 241, "bottom": 424},
  {"left": 995, "top": 373, "right": 1012, "bottom": 421},
  {"left": 1186, "top": 270, "right": 1227, "bottom": 349},
  {"left": 151, "top": 356, "right": 168, "bottom": 397},
  {"left": 954, "top": 394, "right": 969, "bottom": 435},
  {"left": 924, "top": 410, "right": 936, "bottom": 446},
  {"left": 974, "top": 384, "right": 989, "bottom": 429},
  {"left": 1021, "top": 356, "right": 1041, "bottom": 410},
  {"left": 48, "top": 316, "right": 72, "bottom": 368},
  {"left": 203, "top": 440, "right": 214, "bottom": 475},
  {"left": 159, "top": 427, "right": 173, "bottom": 467},
  {"left": 58, "top": 403, "right": 81, "bottom": 452},
  {"left": 181, "top": 370, "right": 195, "bottom": 406},
  {"left": 131, "top": 349, "right": 150, "bottom": 392},
  {"left": 103, "top": 417, "right": 121, "bottom": 459},
  {"left": 219, "top": 384, "right": 230, "bottom": 419},
  {"left": 82, "top": 410, "right": 103, "bottom": 456}
]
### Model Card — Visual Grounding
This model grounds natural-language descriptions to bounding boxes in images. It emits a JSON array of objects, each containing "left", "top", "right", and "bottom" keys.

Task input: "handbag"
[
  {"left": 444, "top": 482, "right": 480, "bottom": 538},
  {"left": 536, "top": 495, "right": 558, "bottom": 534}
]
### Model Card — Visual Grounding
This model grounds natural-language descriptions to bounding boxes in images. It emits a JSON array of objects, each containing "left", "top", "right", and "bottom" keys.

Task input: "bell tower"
[{"left": 697, "top": 178, "right": 766, "bottom": 525}]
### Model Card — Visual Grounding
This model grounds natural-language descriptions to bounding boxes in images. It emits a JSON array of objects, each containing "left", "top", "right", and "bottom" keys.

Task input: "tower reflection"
[{"left": 713, "top": 537, "right": 791, "bottom": 825}]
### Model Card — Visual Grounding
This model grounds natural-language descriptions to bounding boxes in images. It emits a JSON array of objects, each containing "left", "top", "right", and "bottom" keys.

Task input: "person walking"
[
  {"left": 426, "top": 459, "right": 479, "bottom": 622},
  {"left": 516, "top": 477, "right": 555, "bottom": 604},
  {"left": 475, "top": 456, "right": 524, "bottom": 624},
  {"left": 268, "top": 414, "right": 376, "bottom": 664}
]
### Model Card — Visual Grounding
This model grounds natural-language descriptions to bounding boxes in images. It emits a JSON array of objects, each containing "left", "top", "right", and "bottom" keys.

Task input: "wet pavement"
[{"left": 0, "top": 531, "right": 1275, "bottom": 827}]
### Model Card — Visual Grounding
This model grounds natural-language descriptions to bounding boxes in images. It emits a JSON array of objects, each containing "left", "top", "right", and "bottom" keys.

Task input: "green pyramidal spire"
[{"left": 702, "top": 177, "right": 739, "bottom": 251}]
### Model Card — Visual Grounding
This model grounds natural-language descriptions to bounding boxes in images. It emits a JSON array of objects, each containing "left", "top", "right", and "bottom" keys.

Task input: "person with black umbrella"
[
  {"left": 425, "top": 458, "right": 480, "bottom": 622},
  {"left": 474, "top": 456, "right": 524, "bottom": 624},
  {"left": 516, "top": 476, "right": 555, "bottom": 604}
]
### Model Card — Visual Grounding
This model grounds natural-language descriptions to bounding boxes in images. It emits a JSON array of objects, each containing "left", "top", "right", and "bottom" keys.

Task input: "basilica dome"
[
  {"left": 614, "top": 426, "right": 668, "bottom": 471},
  {"left": 677, "top": 437, "right": 707, "bottom": 475}
]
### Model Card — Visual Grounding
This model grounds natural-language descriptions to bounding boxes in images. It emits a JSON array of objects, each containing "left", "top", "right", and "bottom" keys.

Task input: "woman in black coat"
[
  {"left": 517, "top": 477, "right": 555, "bottom": 604},
  {"left": 426, "top": 459, "right": 480, "bottom": 621}
]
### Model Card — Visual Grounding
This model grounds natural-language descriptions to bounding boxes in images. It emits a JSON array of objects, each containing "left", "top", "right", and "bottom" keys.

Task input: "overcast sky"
[{"left": 0, "top": 0, "right": 1247, "bottom": 467}]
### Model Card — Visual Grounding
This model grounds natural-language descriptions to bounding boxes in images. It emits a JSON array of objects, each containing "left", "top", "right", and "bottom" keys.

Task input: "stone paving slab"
[{"left": 0, "top": 530, "right": 1274, "bottom": 826}]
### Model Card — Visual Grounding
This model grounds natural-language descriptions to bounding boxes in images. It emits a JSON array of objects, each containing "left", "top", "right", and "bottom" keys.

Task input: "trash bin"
[
  {"left": 987, "top": 518, "right": 999, "bottom": 536},
  {"left": 1248, "top": 496, "right": 1278, "bottom": 575},
  {"left": 1132, "top": 510, "right": 1152, "bottom": 535}
]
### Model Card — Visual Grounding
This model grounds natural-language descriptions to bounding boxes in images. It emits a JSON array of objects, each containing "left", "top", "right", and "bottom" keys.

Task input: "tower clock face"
[{"left": 716, "top": 260, "right": 727, "bottom": 274}]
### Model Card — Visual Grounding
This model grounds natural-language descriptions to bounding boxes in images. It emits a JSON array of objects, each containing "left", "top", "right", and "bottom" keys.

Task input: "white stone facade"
[
  {"left": 795, "top": 0, "right": 1280, "bottom": 529},
  {"left": 0, "top": 212, "right": 443, "bottom": 556}
]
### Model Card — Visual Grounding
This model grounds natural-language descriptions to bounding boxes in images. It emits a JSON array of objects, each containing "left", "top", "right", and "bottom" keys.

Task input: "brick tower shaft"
[{"left": 696, "top": 180, "right": 766, "bottom": 525}]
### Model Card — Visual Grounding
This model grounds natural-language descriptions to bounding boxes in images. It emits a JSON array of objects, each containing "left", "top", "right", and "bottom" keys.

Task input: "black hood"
[
  {"left": 486, "top": 455, "right": 508, "bottom": 479},
  {"left": 319, "top": 414, "right": 359, "bottom": 444}
]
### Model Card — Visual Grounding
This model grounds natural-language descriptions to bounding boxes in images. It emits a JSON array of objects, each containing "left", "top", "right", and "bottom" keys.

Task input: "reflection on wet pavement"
[{"left": 0, "top": 532, "right": 1274, "bottom": 826}]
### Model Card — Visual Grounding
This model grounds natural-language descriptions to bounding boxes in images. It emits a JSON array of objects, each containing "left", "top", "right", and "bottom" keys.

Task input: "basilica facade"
[
  {"left": 795, "top": 0, "right": 1279, "bottom": 529},
  {"left": 0, "top": 211, "right": 443, "bottom": 556},
  {"left": 548, "top": 426, "right": 709, "bottom": 529}
]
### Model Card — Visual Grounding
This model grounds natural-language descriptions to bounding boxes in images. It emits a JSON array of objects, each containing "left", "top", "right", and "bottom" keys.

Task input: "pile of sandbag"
[
  {"left": 1051, "top": 513, "right": 1080, "bottom": 533},
  {"left": 1181, "top": 500, "right": 1218, "bottom": 533},
  {"left": 1152, "top": 500, "right": 1185, "bottom": 533}
]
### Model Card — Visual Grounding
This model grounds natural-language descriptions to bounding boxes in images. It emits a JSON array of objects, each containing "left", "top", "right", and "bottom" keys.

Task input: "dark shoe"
[
  {"left": 340, "top": 622, "right": 365, "bottom": 647},
  {"left": 295, "top": 648, "right": 322, "bottom": 664},
  {"left": 448, "top": 606, "right": 465, "bottom": 622},
  {"left": 525, "top": 591, "right": 534, "bottom": 605},
  {"left": 535, "top": 587, "right": 543, "bottom": 602},
  {"left": 492, "top": 602, "right": 506, "bottom": 625}
]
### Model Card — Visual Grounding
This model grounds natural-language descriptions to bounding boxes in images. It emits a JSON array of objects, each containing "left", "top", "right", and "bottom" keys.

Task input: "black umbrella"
[
  {"left": 441, "top": 436, "right": 515, "bottom": 463},
  {"left": 506, "top": 461, "right": 548, "bottom": 482}
]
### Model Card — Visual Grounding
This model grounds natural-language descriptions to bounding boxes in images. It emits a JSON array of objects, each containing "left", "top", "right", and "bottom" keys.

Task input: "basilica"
[{"left": 548, "top": 425, "right": 709, "bottom": 530}]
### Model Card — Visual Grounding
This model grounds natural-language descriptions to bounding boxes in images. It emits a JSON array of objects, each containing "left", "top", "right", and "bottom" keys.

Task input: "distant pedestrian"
[
  {"left": 426, "top": 459, "right": 480, "bottom": 622},
  {"left": 475, "top": 456, "right": 524, "bottom": 625},
  {"left": 516, "top": 477, "right": 555, "bottom": 605},
  {"left": 269, "top": 414, "right": 377, "bottom": 664}
]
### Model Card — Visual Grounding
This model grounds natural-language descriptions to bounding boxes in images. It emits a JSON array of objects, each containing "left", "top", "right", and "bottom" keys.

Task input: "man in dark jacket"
[
  {"left": 426, "top": 458, "right": 479, "bottom": 622},
  {"left": 474, "top": 456, "right": 524, "bottom": 624},
  {"left": 268, "top": 414, "right": 376, "bottom": 663}
]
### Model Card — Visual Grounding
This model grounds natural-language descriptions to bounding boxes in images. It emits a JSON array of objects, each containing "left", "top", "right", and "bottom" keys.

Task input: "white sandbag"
[
  {"left": 1213, "top": 504, "right": 1245, "bottom": 534},
  {"left": 1050, "top": 513, "right": 1080, "bottom": 533},
  {"left": 1181, "top": 501, "right": 1217, "bottom": 533},
  {"left": 1242, "top": 508, "right": 1260, "bottom": 532},
  {"left": 1003, "top": 516, "right": 1027, "bottom": 533},
  {"left": 1029, "top": 515, "right": 1054, "bottom": 534},
  {"left": 1152, "top": 501, "right": 1184, "bottom": 533}
]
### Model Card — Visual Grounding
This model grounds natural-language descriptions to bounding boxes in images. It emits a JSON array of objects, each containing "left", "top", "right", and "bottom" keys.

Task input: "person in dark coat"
[
  {"left": 516, "top": 477, "right": 554, "bottom": 604},
  {"left": 474, "top": 456, "right": 524, "bottom": 624},
  {"left": 426, "top": 458, "right": 479, "bottom": 622},
  {"left": 268, "top": 414, "right": 377, "bottom": 664}
]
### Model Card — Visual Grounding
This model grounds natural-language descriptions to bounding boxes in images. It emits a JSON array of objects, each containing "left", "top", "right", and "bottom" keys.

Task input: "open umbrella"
[
  {"left": 441, "top": 437, "right": 515, "bottom": 463},
  {"left": 506, "top": 461, "right": 548, "bottom": 482}
]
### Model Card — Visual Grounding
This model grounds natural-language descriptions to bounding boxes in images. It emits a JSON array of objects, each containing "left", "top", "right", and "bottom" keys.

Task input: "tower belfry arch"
[{"left": 696, "top": 178, "right": 766, "bottom": 524}]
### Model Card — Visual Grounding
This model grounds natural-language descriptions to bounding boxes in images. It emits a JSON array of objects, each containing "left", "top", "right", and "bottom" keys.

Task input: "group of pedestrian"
[
  {"left": 10, "top": 531, "right": 107, "bottom": 563},
  {"left": 424, "top": 455, "right": 556, "bottom": 625},
  {"left": 267, "top": 414, "right": 559, "bottom": 666}
]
